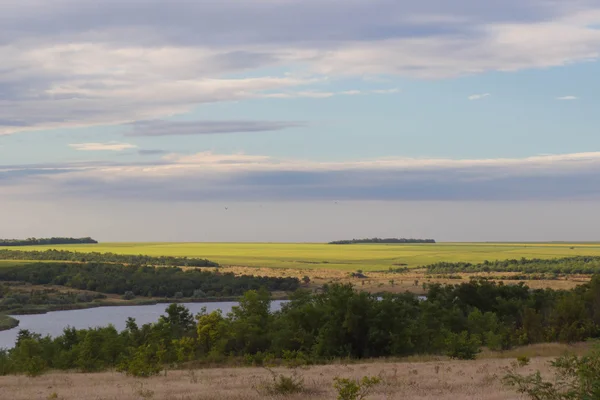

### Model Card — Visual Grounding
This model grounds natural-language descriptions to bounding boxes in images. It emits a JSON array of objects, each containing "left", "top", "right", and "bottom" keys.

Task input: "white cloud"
[
  {"left": 468, "top": 93, "right": 491, "bottom": 100},
  {"left": 6, "top": 151, "right": 600, "bottom": 203},
  {"left": 371, "top": 88, "right": 399, "bottom": 94},
  {"left": 0, "top": 1, "right": 599, "bottom": 134},
  {"left": 556, "top": 95, "right": 578, "bottom": 100},
  {"left": 69, "top": 142, "right": 137, "bottom": 151}
]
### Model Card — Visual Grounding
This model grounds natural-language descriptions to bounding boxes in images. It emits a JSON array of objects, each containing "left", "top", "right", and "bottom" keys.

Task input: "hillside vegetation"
[
  {"left": 3, "top": 277, "right": 600, "bottom": 376},
  {"left": 329, "top": 237, "right": 436, "bottom": 244},
  {"left": 6, "top": 242, "right": 600, "bottom": 271},
  {"left": 0, "top": 237, "right": 98, "bottom": 246}
]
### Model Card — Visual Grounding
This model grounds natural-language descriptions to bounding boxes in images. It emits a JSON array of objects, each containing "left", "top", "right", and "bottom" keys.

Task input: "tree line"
[
  {"left": 0, "top": 249, "right": 218, "bottom": 267},
  {"left": 0, "top": 237, "right": 98, "bottom": 246},
  {"left": 0, "top": 285, "right": 108, "bottom": 314},
  {"left": 0, "top": 262, "right": 299, "bottom": 299},
  {"left": 3, "top": 276, "right": 600, "bottom": 376},
  {"left": 424, "top": 256, "right": 600, "bottom": 274},
  {"left": 329, "top": 238, "right": 436, "bottom": 244}
]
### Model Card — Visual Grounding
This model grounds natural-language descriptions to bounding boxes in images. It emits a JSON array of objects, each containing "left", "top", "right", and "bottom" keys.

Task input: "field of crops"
[{"left": 5, "top": 242, "right": 600, "bottom": 272}]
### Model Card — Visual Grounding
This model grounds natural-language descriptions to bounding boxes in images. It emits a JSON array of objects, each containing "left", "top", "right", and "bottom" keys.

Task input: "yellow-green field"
[{"left": 7, "top": 242, "right": 600, "bottom": 272}]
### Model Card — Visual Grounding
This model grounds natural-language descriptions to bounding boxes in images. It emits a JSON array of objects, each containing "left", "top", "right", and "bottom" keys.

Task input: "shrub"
[
  {"left": 122, "top": 291, "right": 135, "bottom": 300},
  {"left": 517, "top": 355, "right": 530, "bottom": 367},
  {"left": 503, "top": 343, "right": 600, "bottom": 399},
  {"left": 333, "top": 376, "right": 382, "bottom": 400},
  {"left": 257, "top": 368, "right": 305, "bottom": 395},
  {"left": 117, "top": 344, "right": 164, "bottom": 378},
  {"left": 444, "top": 331, "right": 481, "bottom": 360}
]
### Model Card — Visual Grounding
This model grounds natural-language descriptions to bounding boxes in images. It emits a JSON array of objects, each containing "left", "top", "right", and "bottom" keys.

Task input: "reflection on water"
[{"left": 0, "top": 301, "right": 285, "bottom": 349}]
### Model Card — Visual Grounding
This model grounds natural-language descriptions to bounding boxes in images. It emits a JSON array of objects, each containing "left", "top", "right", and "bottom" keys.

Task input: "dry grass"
[
  {"left": 222, "top": 265, "right": 590, "bottom": 294},
  {"left": 0, "top": 359, "right": 543, "bottom": 400},
  {"left": 0, "top": 343, "right": 587, "bottom": 400}
]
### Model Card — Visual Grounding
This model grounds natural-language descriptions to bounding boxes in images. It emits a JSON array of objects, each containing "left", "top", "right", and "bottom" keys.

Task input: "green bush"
[
  {"left": 258, "top": 368, "right": 305, "bottom": 395},
  {"left": 333, "top": 376, "right": 381, "bottom": 400},
  {"left": 444, "top": 331, "right": 481, "bottom": 360},
  {"left": 517, "top": 355, "right": 530, "bottom": 367},
  {"left": 117, "top": 344, "right": 164, "bottom": 378},
  {"left": 503, "top": 343, "right": 600, "bottom": 399}
]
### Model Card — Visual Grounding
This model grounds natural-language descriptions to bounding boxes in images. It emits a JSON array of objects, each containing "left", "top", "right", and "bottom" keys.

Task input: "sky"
[{"left": 2, "top": 0, "right": 600, "bottom": 242}]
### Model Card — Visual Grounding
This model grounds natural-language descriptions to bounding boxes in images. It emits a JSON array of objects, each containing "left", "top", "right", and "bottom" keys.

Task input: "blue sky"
[{"left": 2, "top": 0, "right": 600, "bottom": 241}]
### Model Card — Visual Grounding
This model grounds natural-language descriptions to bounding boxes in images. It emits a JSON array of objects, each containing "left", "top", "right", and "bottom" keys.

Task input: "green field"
[{"left": 5, "top": 242, "right": 600, "bottom": 272}]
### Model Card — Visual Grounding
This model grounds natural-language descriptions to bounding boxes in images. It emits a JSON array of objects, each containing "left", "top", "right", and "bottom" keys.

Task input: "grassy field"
[
  {"left": 8, "top": 242, "right": 600, "bottom": 272},
  {"left": 0, "top": 342, "right": 589, "bottom": 400}
]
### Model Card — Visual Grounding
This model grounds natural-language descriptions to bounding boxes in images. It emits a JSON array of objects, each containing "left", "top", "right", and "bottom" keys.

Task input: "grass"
[
  {"left": 0, "top": 343, "right": 586, "bottom": 400},
  {"left": 0, "top": 314, "right": 19, "bottom": 331},
  {"left": 6, "top": 242, "right": 600, "bottom": 272}
]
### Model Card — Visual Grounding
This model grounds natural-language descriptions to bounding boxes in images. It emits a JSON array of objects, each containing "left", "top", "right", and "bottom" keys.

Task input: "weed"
[
  {"left": 333, "top": 375, "right": 382, "bottom": 400},
  {"left": 256, "top": 368, "right": 306, "bottom": 396}
]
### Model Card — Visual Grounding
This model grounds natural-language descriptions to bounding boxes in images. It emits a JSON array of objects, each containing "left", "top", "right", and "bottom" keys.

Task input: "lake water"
[{"left": 0, "top": 301, "right": 285, "bottom": 349}]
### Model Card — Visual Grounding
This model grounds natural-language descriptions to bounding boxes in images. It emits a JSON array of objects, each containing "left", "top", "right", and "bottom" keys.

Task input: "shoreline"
[
  {"left": 0, "top": 294, "right": 290, "bottom": 331},
  {"left": 0, "top": 315, "right": 19, "bottom": 332}
]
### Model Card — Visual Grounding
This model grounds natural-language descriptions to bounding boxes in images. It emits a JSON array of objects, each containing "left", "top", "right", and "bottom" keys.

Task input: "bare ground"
[{"left": 1, "top": 344, "right": 585, "bottom": 400}]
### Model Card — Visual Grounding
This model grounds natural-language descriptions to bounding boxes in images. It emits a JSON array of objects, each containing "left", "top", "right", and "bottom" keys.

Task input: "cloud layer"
[
  {"left": 4, "top": 151, "right": 600, "bottom": 202},
  {"left": 127, "top": 120, "right": 306, "bottom": 136},
  {"left": 1, "top": 0, "right": 599, "bottom": 134},
  {"left": 69, "top": 142, "right": 137, "bottom": 151}
]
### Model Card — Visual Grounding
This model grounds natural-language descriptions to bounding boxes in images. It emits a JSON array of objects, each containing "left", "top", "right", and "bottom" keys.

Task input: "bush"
[
  {"left": 122, "top": 291, "right": 135, "bottom": 300},
  {"left": 503, "top": 343, "right": 600, "bottom": 399},
  {"left": 257, "top": 368, "right": 305, "bottom": 395},
  {"left": 444, "top": 331, "right": 481, "bottom": 360},
  {"left": 117, "top": 344, "right": 164, "bottom": 378},
  {"left": 333, "top": 376, "right": 382, "bottom": 400},
  {"left": 516, "top": 355, "right": 530, "bottom": 367}
]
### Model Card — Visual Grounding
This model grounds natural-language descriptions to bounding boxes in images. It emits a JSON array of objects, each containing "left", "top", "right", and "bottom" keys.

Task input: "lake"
[{"left": 0, "top": 301, "right": 286, "bottom": 349}]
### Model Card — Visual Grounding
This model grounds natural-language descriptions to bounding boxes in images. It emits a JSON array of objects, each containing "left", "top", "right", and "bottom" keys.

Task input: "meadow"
[
  {"left": 0, "top": 342, "right": 589, "bottom": 400},
  {"left": 10, "top": 242, "right": 600, "bottom": 272}
]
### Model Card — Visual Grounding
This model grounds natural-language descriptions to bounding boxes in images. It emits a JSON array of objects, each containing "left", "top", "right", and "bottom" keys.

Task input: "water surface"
[{"left": 0, "top": 301, "right": 285, "bottom": 349}]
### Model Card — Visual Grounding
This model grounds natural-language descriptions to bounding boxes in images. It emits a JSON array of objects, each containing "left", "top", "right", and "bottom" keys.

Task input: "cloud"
[
  {"left": 138, "top": 149, "right": 169, "bottom": 156},
  {"left": 5, "top": 151, "right": 600, "bottom": 202},
  {"left": 0, "top": 1, "right": 599, "bottom": 134},
  {"left": 69, "top": 142, "right": 137, "bottom": 151},
  {"left": 371, "top": 88, "right": 399, "bottom": 94},
  {"left": 556, "top": 95, "right": 578, "bottom": 100},
  {"left": 468, "top": 93, "right": 491, "bottom": 100},
  {"left": 127, "top": 120, "right": 306, "bottom": 137}
]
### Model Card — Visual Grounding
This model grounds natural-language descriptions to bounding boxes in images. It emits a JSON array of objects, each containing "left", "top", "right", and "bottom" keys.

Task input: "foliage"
[
  {"left": 503, "top": 343, "right": 600, "bottom": 399},
  {"left": 8, "top": 241, "right": 600, "bottom": 272},
  {"left": 329, "top": 238, "right": 435, "bottom": 244},
  {"left": 517, "top": 355, "right": 531, "bottom": 367},
  {"left": 333, "top": 376, "right": 382, "bottom": 400},
  {"left": 257, "top": 368, "right": 305, "bottom": 396},
  {"left": 0, "top": 262, "right": 299, "bottom": 298},
  {"left": 426, "top": 256, "right": 600, "bottom": 275},
  {"left": 117, "top": 344, "right": 165, "bottom": 377},
  {"left": 0, "top": 249, "right": 217, "bottom": 267},
  {"left": 0, "top": 237, "right": 97, "bottom": 246},
  {"left": 2, "top": 277, "right": 600, "bottom": 375},
  {"left": 444, "top": 331, "right": 481, "bottom": 360}
]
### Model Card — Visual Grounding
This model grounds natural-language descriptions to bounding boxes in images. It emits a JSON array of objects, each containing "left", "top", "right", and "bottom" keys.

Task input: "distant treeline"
[
  {"left": 0, "top": 262, "right": 299, "bottom": 298},
  {"left": 0, "top": 237, "right": 98, "bottom": 247},
  {"left": 424, "top": 256, "right": 600, "bottom": 274},
  {"left": 0, "top": 249, "right": 218, "bottom": 267},
  {"left": 329, "top": 238, "right": 436, "bottom": 245}
]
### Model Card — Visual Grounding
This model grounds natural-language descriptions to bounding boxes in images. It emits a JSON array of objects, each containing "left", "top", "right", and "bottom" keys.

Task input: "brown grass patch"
[{"left": 0, "top": 344, "right": 586, "bottom": 400}]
